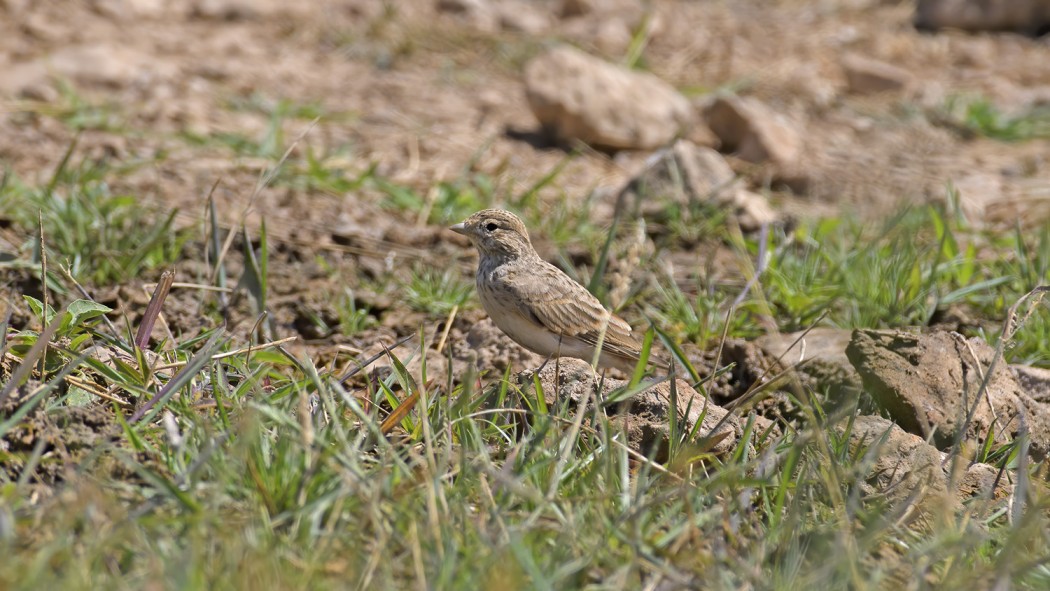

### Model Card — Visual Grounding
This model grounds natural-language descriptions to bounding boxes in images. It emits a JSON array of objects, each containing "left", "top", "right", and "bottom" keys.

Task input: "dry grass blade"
[
  {"left": 135, "top": 269, "right": 174, "bottom": 349},
  {"left": 36, "top": 212, "right": 48, "bottom": 379},
  {"left": 435, "top": 305, "right": 458, "bottom": 354},
  {"left": 692, "top": 430, "right": 732, "bottom": 455},
  {"left": 380, "top": 388, "right": 420, "bottom": 435}
]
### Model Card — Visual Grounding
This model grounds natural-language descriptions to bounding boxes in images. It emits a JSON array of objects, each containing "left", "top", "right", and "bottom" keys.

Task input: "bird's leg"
[
  {"left": 536, "top": 352, "right": 557, "bottom": 373},
  {"left": 596, "top": 367, "right": 607, "bottom": 403},
  {"left": 554, "top": 354, "right": 561, "bottom": 394},
  {"left": 536, "top": 334, "right": 567, "bottom": 374}
]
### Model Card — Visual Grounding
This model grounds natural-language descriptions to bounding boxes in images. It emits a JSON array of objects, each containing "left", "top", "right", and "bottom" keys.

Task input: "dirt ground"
[{"left": 1, "top": 0, "right": 1049, "bottom": 361}]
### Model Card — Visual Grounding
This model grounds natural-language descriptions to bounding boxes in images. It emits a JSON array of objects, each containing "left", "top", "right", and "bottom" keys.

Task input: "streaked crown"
[{"left": 450, "top": 209, "right": 535, "bottom": 260}]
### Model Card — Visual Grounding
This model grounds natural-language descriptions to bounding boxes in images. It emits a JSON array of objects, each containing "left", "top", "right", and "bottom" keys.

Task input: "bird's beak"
[{"left": 449, "top": 222, "right": 467, "bottom": 235}]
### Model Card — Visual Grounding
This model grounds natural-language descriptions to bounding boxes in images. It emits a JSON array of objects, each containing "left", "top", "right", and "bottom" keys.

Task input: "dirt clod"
[
  {"left": 847, "top": 329, "right": 1050, "bottom": 458},
  {"left": 519, "top": 357, "right": 742, "bottom": 461}
]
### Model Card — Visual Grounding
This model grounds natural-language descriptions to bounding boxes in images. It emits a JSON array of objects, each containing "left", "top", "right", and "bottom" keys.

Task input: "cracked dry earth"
[{"left": 2, "top": 0, "right": 1050, "bottom": 501}]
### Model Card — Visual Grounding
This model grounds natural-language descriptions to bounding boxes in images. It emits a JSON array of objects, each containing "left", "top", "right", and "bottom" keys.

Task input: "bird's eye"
[{"left": 485, "top": 222, "right": 498, "bottom": 232}]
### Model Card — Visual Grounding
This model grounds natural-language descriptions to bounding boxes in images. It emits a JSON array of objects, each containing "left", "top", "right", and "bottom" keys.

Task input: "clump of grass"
[
  {"left": 376, "top": 173, "right": 494, "bottom": 226},
  {"left": 761, "top": 205, "right": 1012, "bottom": 331},
  {"left": 0, "top": 153, "right": 186, "bottom": 285},
  {"left": 280, "top": 148, "right": 375, "bottom": 195},
  {"left": 645, "top": 275, "right": 762, "bottom": 347},
  {"left": 936, "top": 95, "right": 1050, "bottom": 142},
  {"left": 632, "top": 198, "right": 1048, "bottom": 364},
  {"left": 181, "top": 94, "right": 355, "bottom": 163},
  {"left": 338, "top": 288, "right": 378, "bottom": 336},
  {"left": 12, "top": 80, "right": 126, "bottom": 132},
  {"left": 404, "top": 267, "right": 472, "bottom": 315}
]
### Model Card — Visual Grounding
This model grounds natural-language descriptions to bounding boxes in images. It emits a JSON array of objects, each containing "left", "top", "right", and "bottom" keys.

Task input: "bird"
[{"left": 450, "top": 208, "right": 658, "bottom": 374}]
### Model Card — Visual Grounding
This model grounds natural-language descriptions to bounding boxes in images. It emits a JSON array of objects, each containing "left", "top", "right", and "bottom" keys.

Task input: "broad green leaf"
[
  {"left": 66, "top": 299, "right": 112, "bottom": 327},
  {"left": 23, "top": 295, "right": 56, "bottom": 325}
]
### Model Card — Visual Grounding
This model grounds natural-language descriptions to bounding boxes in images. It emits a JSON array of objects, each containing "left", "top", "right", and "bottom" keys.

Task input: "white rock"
[{"left": 524, "top": 45, "right": 693, "bottom": 151}]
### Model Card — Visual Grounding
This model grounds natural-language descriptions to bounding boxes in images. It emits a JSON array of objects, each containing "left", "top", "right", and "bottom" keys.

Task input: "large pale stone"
[
  {"left": 842, "top": 54, "right": 914, "bottom": 95},
  {"left": 703, "top": 94, "right": 800, "bottom": 167},
  {"left": 524, "top": 45, "right": 693, "bottom": 151}
]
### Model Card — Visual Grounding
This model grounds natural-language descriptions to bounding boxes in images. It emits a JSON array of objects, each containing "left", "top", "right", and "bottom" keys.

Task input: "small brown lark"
[{"left": 451, "top": 209, "right": 656, "bottom": 373}]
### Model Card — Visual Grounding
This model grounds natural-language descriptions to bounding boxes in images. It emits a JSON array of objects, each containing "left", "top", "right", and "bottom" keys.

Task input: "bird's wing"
[{"left": 503, "top": 261, "right": 643, "bottom": 360}]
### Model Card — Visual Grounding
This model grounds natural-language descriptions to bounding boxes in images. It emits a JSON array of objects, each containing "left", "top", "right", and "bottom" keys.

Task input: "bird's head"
[{"left": 450, "top": 209, "right": 534, "bottom": 260}]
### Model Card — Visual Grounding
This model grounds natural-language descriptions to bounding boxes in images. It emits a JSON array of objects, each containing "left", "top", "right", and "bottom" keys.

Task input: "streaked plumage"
[{"left": 451, "top": 209, "right": 653, "bottom": 373}]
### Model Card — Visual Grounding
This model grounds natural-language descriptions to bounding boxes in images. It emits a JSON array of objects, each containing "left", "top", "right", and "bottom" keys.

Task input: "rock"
[
  {"left": 625, "top": 140, "right": 776, "bottom": 230},
  {"left": 21, "top": 12, "right": 65, "bottom": 41},
  {"left": 497, "top": 0, "right": 549, "bottom": 33},
  {"left": 17, "top": 80, "right": 57, "bottom": 102},
  {"left": 1012, "top": 365, "right": 1050, "bottom": 405},
  {"left": 640, "top": 140, "right": 737, "bottom": 201},
  {"left": 91, "top": 0, "right": 166, "bottom": 18},
  {"left": 950, "top": 172, "right": 1004, "bottom": 225},
  {"left": 520, "top": 358, "right": 742, "bottom": 459},
  {"left": 847, "top": 416, "right": 1013, "bottom": 509},
  {"left": 955, "top": 461, "right": 1011, "bottom": 502},
  {"left": 728, "top": 190, "right": 777, "bottom": 232},
  {"left": 48, "top": 44, "right": 152, "bottom": 87},
  {"left": 2, "top": 43, "right": 169, "bottom": 96},
  {"left": 777, "top": 61, "right": 838, "bottom": 109},
  {"left": 436, "top": 0, "right": 498, "bottom": 31},
  {"left": 523, "top": 46, "right": 694, "bottom": 151},
  {"left": 703, "top": 94, "right": 800, "bottom": 168},
  {"left": 914, "top": 0, "right": 1050, "bottom": 34},
  {"left": 0, "top": 60, "right": 52, "bottom": 100},
  {"left": 560, "top": 16, "right": 634, "bottom": 55},
  {"left": 846, "top": 329, "right": 1050, "bottom": 458},
  {"left": 846, "top": 415, "right": 949, "bottom": 507},
  {"left": 755, "top": 328, "right": 861, "bottom": 397},
  {"left": 841, "top": 54, "right": 914, "bottom": 95}
]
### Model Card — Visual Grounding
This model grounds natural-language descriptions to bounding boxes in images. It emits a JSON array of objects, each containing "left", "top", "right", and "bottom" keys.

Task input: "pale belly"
[
  {"left": 479, "top": 286, "right": 594, "bottom": 361},
  {"left": 474, "top": 262, "right": 633, "bottom": 369},
  {"left": 488, "top": 309, "right": 629, "bottom": 370}
]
